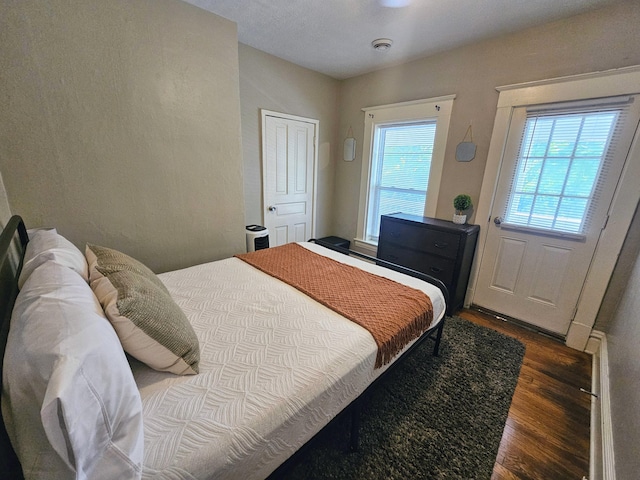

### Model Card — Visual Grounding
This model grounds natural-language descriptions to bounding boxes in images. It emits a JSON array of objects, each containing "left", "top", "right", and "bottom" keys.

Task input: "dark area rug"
[{"left": 279, "top": 316, "right": 525, "bottom": 480}]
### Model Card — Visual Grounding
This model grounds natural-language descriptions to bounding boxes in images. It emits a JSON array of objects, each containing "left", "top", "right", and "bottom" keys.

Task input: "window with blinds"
[
  {"left": 366, "top": 121, "right": 436, "bottom": 241},
  {"left": 504, "top": 101, "right": 629, "bottom": 236}
]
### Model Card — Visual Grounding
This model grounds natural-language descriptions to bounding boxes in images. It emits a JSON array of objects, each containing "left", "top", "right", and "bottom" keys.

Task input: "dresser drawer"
[
  {"left": 378, "top": 213, "right": 480, "bottom": 314},
  {"left": 378, "top": 245, "right": 455, "bottom": 286},
  {"left": 381, "top": 220, "right": 460, "bottom": 259}
]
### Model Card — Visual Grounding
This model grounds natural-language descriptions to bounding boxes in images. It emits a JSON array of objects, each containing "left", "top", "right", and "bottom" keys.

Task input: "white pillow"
[
  {"left": 18, "top": 229, "right": 88, "bottom": 288},
  {"left": 2, "top": 261, "right": 144, "bottom": 480}
]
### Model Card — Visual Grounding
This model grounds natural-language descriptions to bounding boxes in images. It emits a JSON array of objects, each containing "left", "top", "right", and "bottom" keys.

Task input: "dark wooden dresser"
[{"left": 377, "top": 213, "right": 479, "bottom": 314}]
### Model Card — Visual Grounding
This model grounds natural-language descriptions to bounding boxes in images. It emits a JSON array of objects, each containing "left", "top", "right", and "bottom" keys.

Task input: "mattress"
[{"left": 132, "top": 242, "right": 445, "bottom": 479}]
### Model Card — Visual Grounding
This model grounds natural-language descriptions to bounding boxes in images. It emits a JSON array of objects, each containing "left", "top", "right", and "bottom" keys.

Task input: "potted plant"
[{"left": 453, "top": 194, "right": 472, "bottom": 224}]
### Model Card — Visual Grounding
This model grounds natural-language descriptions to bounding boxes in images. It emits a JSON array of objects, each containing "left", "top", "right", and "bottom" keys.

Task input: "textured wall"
[
  {"left": 596, "top": 203, "right": 640, "bottom": 331},
  {"left": 238, "top": 44, "right": 340, "bottom": 239},
  {"left": 606, "top": 233, "right": 640, "bottom": 479},
  {"left": 333, "top": 1, "right": 640, "bottom": 241},
  {"left": 0, "top": 173, "right": 10, "bottom": 228},
  {"left": 0, "top": 0, "right": 245, "bottom": 272}
]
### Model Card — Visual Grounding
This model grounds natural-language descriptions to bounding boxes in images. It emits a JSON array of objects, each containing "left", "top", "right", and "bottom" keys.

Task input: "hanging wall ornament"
[
  {"left": 343, "top": 126, "right": 356, "bottom": 161},
  {"left": 456, "top": 124, "right": 477, "bottom": 162}
]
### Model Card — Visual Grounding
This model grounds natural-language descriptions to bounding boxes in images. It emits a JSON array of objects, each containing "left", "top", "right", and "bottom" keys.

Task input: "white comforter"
[{"left": 133, "top": 242, "right": 445, "bottom": 479}]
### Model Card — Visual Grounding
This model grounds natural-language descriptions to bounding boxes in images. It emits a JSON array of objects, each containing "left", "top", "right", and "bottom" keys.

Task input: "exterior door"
[
  {"left": 473, "top": 96, "right": 640, "bottom": 336},
  {"left": 262, "top": 111, "right": 317, "bottom": 246}
]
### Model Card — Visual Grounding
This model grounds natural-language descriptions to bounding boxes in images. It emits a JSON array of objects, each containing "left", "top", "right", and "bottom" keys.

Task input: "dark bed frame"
[
  {"left": 0, "top": 216, "right": 448, "bottom": 479},
  {"left": 0, "top": 216, "right": 28, "bottom": 479}
]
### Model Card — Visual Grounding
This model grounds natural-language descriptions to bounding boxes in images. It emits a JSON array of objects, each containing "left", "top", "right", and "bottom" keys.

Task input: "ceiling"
[{"left": 183, "top": 0, "right": 618, "bottom": 80}]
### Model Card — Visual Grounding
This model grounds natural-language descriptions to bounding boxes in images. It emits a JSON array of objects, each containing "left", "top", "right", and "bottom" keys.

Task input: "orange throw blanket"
[{"left": 235, "top": 243, "right": 433, "bottom": 368}]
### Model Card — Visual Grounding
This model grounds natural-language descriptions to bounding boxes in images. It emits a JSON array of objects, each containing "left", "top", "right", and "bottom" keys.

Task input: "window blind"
[
  {"left": 366, "top": 121, "right": 436, "bottom": 241},
  {"left": 503, "top": 97, "right": 632, "bottom": 235}
]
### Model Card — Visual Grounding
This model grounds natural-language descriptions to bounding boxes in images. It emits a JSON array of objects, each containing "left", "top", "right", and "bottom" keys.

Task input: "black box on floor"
[{"left": 316, "top": 236, "right": 350, "bottom": 253}]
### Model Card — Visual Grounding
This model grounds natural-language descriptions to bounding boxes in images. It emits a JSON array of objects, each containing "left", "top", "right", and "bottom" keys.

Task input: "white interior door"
[
  {"left": 262, "top": 111, "right": 317, "bottom": 246},
  {"left": 474, "top": 96, "right": 640, "bottom": 336}
]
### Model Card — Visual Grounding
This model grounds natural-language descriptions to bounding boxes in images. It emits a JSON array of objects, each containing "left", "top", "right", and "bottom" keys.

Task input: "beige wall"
[
  {"left": 596, "top": 203, "right": 640, "bottom": 331},
  {"left": 0, "top": 173, "right": 11, "bottom": 228},
  {"left": 0, "top": 0, "right": 245, "bottom": 272},
  {"left": 603, "top": 219, "right": 640, "bottom": 479},
  {"left": 333, "top": 1, "right": 640, "bottom": 241},
  {"left": 238, "top": 44, "right": 340, "bottom": 239}
]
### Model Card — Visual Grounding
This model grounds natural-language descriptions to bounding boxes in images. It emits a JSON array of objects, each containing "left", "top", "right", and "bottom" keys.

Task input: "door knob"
[
  {"left": 268, "top": 206, "right": 277, "bottom": 212},
  {"left": 494, "top": 216, "right": 503, "bottom": 225}
]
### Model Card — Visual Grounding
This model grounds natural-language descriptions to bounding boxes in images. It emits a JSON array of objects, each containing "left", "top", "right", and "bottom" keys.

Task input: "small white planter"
[{"left": 452, "top": 214, "right": 467, "bottom": 225}]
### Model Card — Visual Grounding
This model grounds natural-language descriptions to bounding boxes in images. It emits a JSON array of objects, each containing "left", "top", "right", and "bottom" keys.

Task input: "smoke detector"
[
  {"left": 371, "top": 38, "right": 393, "bottom": 51},
  {"left": 379, "top": 0, "right": 411, "bottom": 7}
]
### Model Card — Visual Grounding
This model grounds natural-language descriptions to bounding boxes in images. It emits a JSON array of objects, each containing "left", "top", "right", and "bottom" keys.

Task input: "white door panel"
[
  {"left": 262, "top": 112, "right": 317, "bottom": 247},
  {"left": 274, "top": 226, "right": 288, "bottom": 246},
  {"left": 275, "top": 202, "right": 306, "bottom": 216},
  {"left": 476, "top": 227, "right": 588, "bottom": 333},
  {"left": 474, "top": 97, "right": 640, "bottom": 336},
  {"left": 490, "top": 236, "right": 526, "bottom": 293},
  {"left": 528, "top": 244, "right": 572, "bottom": 305},
  {"left": 293, "top": 223, "right": 307, "bottom": 242}
]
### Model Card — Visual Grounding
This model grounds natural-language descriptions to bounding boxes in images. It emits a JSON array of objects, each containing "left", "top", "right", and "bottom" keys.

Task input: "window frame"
[
  {"left": 501, "top": 105, "right": 626, "bottom": 239},
  {"left": 366, "top": 120, "right": 437, "bottom": 243},
  {"left": 355, "top": 95, "right": 455, "bottom": 251}
]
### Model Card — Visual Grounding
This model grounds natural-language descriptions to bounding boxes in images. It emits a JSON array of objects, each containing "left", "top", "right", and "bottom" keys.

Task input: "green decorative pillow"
[
  {"left": 86, "top": 243, "right": 169, "bottom": 294},
  {"left": 86, "top": 245, "right": 200, "bottom": 375}
]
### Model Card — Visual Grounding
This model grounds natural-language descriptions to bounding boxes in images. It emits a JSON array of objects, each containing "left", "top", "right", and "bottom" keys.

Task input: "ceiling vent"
[{"left": 371, "top": 38, "right": 393, "bottom": 51}]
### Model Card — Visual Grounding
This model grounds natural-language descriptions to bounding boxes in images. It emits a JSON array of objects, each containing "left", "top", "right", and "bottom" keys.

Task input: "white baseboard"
[{"left": 588, "top": 330, "right": 616, "bottom": 480}]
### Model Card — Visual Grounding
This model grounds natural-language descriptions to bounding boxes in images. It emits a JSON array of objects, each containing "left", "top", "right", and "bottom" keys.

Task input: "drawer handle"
[
  {"left": 430, "top": 267, "right": 443, "bottom": 273},
  {"left": 388, "top": 254, "right": 399, "bottom": 261},
  {"left": 434, "top": 242, "right": 448, "bottom": 249}
]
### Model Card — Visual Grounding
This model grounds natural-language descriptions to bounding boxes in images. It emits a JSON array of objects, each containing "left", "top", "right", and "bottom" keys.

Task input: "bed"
[{"left": 0, "top": 215, "right": 448, "bottom": 480}]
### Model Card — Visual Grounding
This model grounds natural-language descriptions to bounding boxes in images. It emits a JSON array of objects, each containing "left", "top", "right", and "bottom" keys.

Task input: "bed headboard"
[{"left": 0, "top": 215, "right": 28, "bottom": 479}]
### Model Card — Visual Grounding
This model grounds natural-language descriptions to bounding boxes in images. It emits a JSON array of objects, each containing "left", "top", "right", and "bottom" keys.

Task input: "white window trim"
[
  {"left": 355, "top": 95, "right": 455, "bottom": 248},
  {"left": 470, "top": 65, "right": 640, "bottom": 351}
]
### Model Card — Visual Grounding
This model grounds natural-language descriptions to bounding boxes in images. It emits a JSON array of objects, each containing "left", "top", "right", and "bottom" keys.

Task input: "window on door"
[
  {"left": 504, "top": 99, "right": 632, "bottom": 236},
  {"left": 356, "top": 96, "right": 455, "bottom": 246}
]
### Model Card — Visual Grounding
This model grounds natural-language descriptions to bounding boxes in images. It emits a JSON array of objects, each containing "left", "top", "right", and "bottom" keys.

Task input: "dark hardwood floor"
[{"left": 457, "top": 309, "right": 592, "bottom": 480}]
